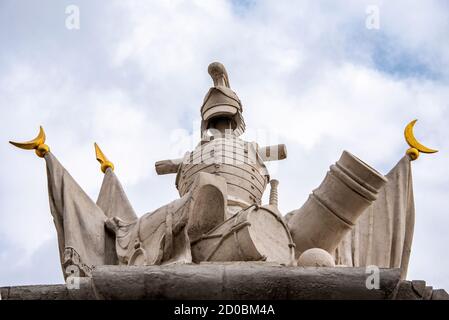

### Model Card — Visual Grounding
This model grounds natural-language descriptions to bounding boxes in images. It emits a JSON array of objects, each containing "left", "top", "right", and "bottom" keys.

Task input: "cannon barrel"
[{"left": 287, "top": 150, "right": 387, "bottom": 257}]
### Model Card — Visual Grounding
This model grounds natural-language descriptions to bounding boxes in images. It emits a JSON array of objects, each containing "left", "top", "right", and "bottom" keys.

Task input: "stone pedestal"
[{"left": 1, "top": 263, "right": 448, "bottom": 300}]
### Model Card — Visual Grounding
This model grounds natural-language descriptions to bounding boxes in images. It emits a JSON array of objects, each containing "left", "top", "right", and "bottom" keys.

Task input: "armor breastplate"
[{"left": 176, "top": 137, "right": 269, "bottom": 206}]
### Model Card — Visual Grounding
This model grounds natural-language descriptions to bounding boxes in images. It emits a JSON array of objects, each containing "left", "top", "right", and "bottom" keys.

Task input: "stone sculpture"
[{"left": 3, "top": 62, "right": 447, "bottom": 300}]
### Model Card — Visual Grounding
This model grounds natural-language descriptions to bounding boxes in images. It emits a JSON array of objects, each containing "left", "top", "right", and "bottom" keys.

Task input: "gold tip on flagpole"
[
  {"left": 9, "top": 126, "right": 50, "bottom": 158},
  {"left": 94, "top": 143, "right": 114, "bottom": 173},
  {"left": 404, "top": 119, "right": 438, "bottom": 161}
]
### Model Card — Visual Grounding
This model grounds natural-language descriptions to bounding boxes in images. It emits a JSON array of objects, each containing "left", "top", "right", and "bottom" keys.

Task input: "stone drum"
[{"left": 191, "top": 205, "right": 295, "bottom": 265}]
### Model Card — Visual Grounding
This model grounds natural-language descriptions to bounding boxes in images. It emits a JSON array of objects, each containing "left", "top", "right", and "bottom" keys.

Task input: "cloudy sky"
[{"left": 1, "top": 0, "right": 448, "bottom": 290}]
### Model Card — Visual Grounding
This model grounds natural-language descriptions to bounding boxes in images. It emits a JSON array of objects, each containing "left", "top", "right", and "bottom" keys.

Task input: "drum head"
[{"left": 248, "top": 208, "right": 292, "bottom": 264}]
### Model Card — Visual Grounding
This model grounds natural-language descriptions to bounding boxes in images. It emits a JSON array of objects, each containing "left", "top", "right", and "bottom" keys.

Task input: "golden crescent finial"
[
  {"left": 94, "top": 143, "right": 114, "bottom": 173},
  {"left": 9, "top": 126, "right": 50, "bottom": 158},
  {"left": 404, "top": 119, "right": 438, "bottom": 161}
]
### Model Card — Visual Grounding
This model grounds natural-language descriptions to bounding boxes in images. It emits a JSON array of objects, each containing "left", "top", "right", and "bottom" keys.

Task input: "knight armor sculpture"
[{"left": 8, "top": 62, "right": 434, "bottom": 282}]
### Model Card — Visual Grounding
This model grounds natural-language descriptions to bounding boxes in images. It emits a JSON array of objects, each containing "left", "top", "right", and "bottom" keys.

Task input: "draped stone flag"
[
  {"left": 45, "top": 152, "right": 109, "bottom": 278},
  {"left": 335, "top": 156, "right": 415, "bottom": 279}
]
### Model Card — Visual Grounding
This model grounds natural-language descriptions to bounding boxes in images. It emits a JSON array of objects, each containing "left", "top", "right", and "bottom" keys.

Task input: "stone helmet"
[{"left": 200, "top": 62, "right": 245, "bottom": 137}]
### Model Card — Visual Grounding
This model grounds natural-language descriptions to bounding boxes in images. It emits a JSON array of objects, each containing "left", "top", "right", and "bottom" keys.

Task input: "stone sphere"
[{"left": 297, "top": 248, "right": 335, "bottom": 267}]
